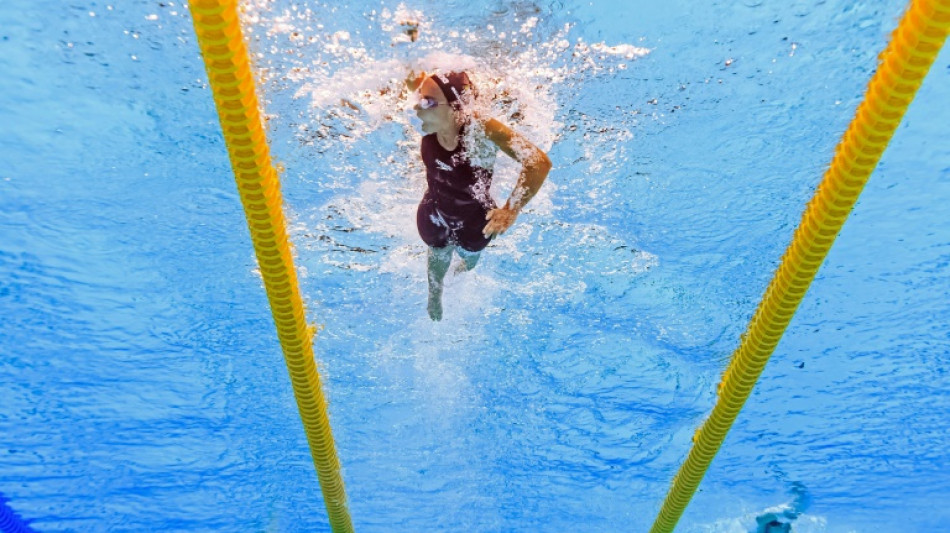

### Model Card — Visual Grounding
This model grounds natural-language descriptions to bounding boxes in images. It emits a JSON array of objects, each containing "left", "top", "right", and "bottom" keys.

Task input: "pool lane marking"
[
  {"left": 649, "top": 0, "right": 950, "bottom": 531},
  {"left": 188, "top": 2, "right": 354, "bottom": 532}
]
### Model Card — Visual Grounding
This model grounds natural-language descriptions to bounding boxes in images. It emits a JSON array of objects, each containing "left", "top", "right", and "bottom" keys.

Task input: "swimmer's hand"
[
  {"left": 406, "top": 70, "right": 426, "bottom": 92},
  {"left": 483, "top": 205, "right": 519, "bottom": 238}
]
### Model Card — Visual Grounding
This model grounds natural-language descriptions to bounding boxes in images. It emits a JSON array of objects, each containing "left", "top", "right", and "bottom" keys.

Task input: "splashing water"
[{"left": 239, "top": 0, "right": 654, "bottom": 294}]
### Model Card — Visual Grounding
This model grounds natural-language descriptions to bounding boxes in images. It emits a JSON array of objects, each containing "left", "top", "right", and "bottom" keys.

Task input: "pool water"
[{"left": 1, "top": 0, "right": 948, "bottom": 531}]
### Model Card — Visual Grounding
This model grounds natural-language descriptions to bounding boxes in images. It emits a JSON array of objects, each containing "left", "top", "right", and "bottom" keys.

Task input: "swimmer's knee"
[
  {"left": 464, "top": 254, "right": 480, "bottom": 270},
  {"left": 456, "top": 247, "right": 481, "bottom": 268}
]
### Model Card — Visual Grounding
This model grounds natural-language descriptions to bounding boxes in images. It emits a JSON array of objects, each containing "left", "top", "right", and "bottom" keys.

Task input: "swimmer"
[{"left": 406, "top": 70, "right": 552, "bottom": 320}]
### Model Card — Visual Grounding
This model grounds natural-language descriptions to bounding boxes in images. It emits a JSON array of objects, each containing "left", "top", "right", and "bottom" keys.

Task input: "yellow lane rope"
[
  {"left": 189, "top": 2, "right": 354, "bottom": 531},
  {"left": 649, "top": 1, "right": 950, "bottom": 531}
]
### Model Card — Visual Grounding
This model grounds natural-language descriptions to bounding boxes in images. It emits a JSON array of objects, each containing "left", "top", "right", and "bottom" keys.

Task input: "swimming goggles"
[{"left": 416, "top": 95, "right": 448, "bottom": 110}]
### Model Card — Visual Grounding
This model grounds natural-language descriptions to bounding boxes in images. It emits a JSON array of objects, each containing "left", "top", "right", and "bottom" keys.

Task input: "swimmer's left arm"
[{"left": 481, "top": 118, "right": 552, "bottom": 238}]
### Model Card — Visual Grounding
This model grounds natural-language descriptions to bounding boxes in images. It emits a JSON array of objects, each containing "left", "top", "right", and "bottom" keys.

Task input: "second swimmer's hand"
[{"left": 483, "top": 206, "right": 519, "bottom": 238}]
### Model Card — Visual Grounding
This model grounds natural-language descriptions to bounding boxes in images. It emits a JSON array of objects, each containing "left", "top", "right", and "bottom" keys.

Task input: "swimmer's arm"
[
  {"left": 481, "top": 118, "right": 552, "bottom": 238},
  {"left": 482, "top": 118, "right": 552, "bottom": 212}
]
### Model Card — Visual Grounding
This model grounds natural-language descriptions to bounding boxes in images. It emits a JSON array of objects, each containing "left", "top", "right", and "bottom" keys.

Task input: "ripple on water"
[{"left": 176, "top": 186, "right": 242, "bottom": 217}]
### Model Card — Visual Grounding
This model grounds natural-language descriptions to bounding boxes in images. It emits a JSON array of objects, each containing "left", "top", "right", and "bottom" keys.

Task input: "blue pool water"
[{"left": 1, "top": 0, "right": 948, "bottom": 531}]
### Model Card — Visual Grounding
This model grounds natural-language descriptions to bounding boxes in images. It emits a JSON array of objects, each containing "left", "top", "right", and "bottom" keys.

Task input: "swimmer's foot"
[
  {"left": 427, "top": 289, "right": 443, "bottom": 321},
  {"left": 453, "top": 251, "right": 481, "bottom": 274},
  {"left": 452, "top": 260, "right": 472, "bottom": 275}
]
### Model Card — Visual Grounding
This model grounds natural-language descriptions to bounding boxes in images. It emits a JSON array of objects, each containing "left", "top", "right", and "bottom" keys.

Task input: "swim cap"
[{"left": 429, "top": 71, "right": 474, "bottom": 110}]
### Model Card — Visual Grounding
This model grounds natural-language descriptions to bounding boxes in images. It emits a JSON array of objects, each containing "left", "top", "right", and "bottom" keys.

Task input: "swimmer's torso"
[{"left": 421, "top": 128, "right": 495, "bottom": 215}]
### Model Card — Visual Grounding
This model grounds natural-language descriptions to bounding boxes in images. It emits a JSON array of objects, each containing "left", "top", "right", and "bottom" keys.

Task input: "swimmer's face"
[{"left": 414, "top": 77, "right": 456, "bottom": 133}]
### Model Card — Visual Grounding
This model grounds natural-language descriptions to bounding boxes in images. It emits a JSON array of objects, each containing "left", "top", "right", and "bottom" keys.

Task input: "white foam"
[
  {"left": 589, "top": 42, "right": 651, "bottom": 59},
  {"left": 242, "top": 0, "right": 655, "bottom": 327}
]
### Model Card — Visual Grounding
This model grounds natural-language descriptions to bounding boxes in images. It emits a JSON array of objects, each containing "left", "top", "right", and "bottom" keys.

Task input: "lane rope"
[
  {"left": 649, "top": 1, "right": 950, "bottom": 531},
  {"left": 188, "top": 2, "right": 355, "bottom": 531}
]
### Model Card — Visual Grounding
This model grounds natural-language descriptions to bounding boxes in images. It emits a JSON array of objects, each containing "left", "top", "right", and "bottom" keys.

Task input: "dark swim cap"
[{"left": 429, "top": 71, "right": 474, "bottom": 109}]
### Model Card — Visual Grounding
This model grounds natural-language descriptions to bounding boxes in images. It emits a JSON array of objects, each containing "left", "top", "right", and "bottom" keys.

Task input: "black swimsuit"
[{"left": 416, "top": 128, "right": 496, "bottom": 252}]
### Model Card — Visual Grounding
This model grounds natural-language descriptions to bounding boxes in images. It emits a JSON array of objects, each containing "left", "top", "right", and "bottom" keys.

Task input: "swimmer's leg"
[
  {"left": 427, "top": 245, "right": 453, "bottom": 321},
  {"left": 453, "top": 247, "right": 481, "bottom": 274}
]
